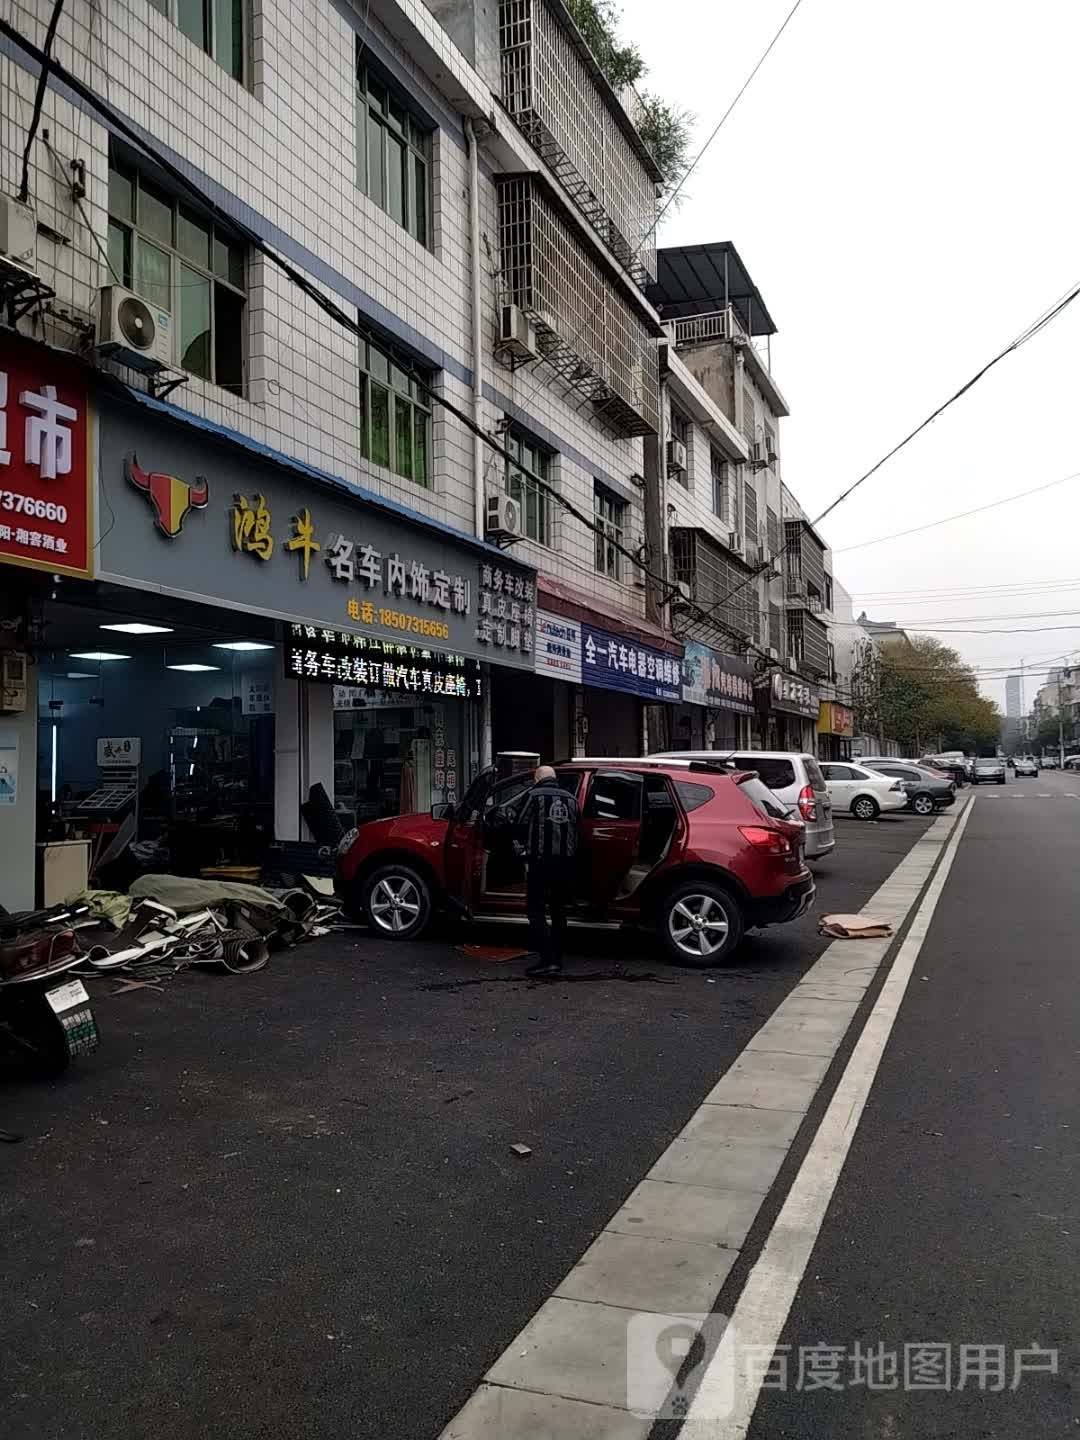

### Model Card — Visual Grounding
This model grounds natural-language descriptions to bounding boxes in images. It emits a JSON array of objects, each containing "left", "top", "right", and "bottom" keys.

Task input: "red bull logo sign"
[{"left": 126, "top": 453, "right": 209, "bottom": 537}]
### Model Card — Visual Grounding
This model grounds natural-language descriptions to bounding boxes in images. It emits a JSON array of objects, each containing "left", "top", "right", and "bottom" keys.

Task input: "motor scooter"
[{"left": 0, "top": 921, "right": 99, "bottom": 1080}]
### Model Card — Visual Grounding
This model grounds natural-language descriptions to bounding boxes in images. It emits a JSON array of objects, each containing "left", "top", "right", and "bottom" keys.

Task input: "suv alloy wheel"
[{"left": 659, "top": 880, "right": 743, "bottom": 967}]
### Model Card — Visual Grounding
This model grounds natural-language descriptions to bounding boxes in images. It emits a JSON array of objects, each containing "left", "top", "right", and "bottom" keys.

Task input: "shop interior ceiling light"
[
  {"left": 100, "top": 622, "right": 174, "bottom": 635},
  {"left": 66, "top": 672, "right": 98, "bottom": 679},
  {"left": 167, "top": 663, "right": 221, "bottom": 672},
  {"left": 212, "top": 641, "right": 274, "bottom": 651},
  {"left": 70, "top": 651, "right": 131, "bottom": 661}
]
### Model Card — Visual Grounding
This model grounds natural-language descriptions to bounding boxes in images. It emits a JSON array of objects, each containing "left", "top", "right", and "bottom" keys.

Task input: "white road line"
[
  {"left": 685, "top": 797, "right": 975, "bottom": 1436},
  {"left": 1037, "top": 793, "right": 1052, "bottom": 798},
  {"left": 1068, "top": 793, "right": 1079, "bottom": 798}
]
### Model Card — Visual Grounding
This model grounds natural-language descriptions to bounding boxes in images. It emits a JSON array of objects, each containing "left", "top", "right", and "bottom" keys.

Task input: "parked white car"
[
  {"left": 820, "top": 761, "right": 909, "bottom": 821},
  {"left": 655, "top": 751, "right": 836, "bottom": 859}
]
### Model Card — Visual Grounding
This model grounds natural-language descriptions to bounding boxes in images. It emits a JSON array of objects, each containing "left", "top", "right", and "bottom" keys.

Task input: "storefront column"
[
  {"left": 572, "top": 687, "right": 586, "bottom": 757},
  {"left": 302, "top": 684, "right": 335, "bottom": 840},
  {"left": 0, "top": 662, "right": 37, "bottom": 910},
  {"left": 480, "top": 663, "right": 493, "bottom": 768},
  {"left": 276, "top": 665, "right": 334, "bottom": 845},
  {"left": 274, "top": 662, "right": 301, "bottom": 843}
]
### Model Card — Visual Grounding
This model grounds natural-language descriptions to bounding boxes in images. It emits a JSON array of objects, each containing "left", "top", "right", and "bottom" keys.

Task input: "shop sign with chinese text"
[
  {"left": 0, "top": 340, "right": 92, "bottom": 578},
  {"left": 534, "top": 610, "right": 582, "bottom": 684},
  {"left": 283, "top": 623, "right": 480, "bottom": 697},
  {"left": 97, "top": 400, "right": 535, "bottom": 670},
  {"left": 581, "top": 622, "right": 682, "bottom": 702},
  {"left": 817, "top": 700, "right": 854, "bottom": 737},
  {"left": 682, "top": 642, "right": 755, "bottom": 714},
  {"left": 761, "top": 669, "right": 819, "bottom": 719}
]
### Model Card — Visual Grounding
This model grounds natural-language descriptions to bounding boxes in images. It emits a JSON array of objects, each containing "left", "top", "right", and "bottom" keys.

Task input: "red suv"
[{"left": 336, "top": 759, "right": 814, "bottom": 965}]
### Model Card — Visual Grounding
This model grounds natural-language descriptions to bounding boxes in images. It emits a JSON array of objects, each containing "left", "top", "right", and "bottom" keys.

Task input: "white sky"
[{"left": 618, "top": 0, "right": 1080, "bottom": 708}]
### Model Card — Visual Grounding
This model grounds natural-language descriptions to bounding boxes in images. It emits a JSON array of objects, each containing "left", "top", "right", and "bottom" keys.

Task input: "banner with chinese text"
[
  {"left": 282, "top": 623, "right": 481, "bottom": 697},
  {"left": 581, "top": 622, "right": 682, "bottom": 702},
  {"left": 0, "top": 340, "right": 92, "bottom": 578},
  {"left": 682, "top": 642, "right": 755, "bottom": 714}
]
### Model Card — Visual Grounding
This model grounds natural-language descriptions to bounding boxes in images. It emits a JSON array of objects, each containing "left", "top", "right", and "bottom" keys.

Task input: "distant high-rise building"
[{"left": 1006, "top": 673, "right": 1024, "bottom": 718}]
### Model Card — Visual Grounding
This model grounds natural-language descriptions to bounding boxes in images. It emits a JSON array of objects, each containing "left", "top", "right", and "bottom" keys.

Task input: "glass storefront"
[
  {"left": 35, "top": 592, "right": 276, "bottom": 871},
  {"left": 333, "top": 695, "right": 468, "bottom": 825}
]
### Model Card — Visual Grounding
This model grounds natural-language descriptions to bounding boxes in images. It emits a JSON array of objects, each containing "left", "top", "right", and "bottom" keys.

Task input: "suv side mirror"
[{"left": 431, "top": 802, "right": 454, "bottom": 820}]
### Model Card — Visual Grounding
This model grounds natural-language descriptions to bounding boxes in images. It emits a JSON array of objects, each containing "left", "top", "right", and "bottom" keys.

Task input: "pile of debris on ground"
[{"left": 3, "top": 875, "right": 346, "bottom": 990}]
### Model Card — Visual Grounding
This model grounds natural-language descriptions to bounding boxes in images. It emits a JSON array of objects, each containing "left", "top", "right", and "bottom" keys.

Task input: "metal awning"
[{"left": 648, "top": 242, "right": 778, "bottom": 335}]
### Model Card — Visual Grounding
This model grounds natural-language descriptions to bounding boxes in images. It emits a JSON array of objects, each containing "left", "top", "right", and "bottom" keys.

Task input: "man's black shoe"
[{"left": 525, "top": 959, "right": 563, "bottom": 979}]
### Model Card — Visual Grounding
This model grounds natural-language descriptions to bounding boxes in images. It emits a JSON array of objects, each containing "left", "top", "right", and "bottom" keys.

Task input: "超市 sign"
[{"left": 96, "top": 399, "right": 536, "bottom": 671}]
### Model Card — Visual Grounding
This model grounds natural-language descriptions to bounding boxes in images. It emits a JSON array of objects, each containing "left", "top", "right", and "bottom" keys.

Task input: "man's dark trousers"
[{"left": 526, "top": 857, "right": 574, "bottom": 967}]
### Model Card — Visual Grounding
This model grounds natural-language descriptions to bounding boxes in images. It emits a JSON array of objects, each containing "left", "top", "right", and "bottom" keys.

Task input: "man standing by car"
[{"left": 516, "top": 765, "right": 581, "bottom": 979}]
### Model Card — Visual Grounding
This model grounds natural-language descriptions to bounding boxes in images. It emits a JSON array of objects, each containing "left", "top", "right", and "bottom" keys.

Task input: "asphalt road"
[
  {"left": 0, "top": 815, "right": 928, "bottom": 1440},
  {"left": 746, "top": 769, "right": 1080, "bottom": 1438}
]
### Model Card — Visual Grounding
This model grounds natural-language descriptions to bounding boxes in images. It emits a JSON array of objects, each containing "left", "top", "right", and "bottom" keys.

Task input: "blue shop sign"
[{"left": 581, "top": 622, "right": 682, "bottom": 702}]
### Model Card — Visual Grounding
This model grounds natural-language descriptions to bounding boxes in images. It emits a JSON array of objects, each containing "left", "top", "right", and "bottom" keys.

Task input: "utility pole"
[{"left": 1058, "top": 660, "right": 1076, "bottom": 769}]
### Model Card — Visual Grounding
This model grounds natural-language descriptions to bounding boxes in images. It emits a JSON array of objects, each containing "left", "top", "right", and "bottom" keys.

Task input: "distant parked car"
[
  {"left": 921, "top": 755, "right": 968, "bottom": 787},
  {"left": 655, "top": 751, "right": 836, "bottom": 859},
  {"left": 861, "top": 760, "right": 957, "bottom": 815},
  {"left": 820, "top": 762, "right": 908, "bottom": 821},
  {"left": 971, "top": 756, "right": 1007, "bottom": 785},
  {"left": 1042, "top": 756, "right": 1059, "bottom": 770},
  {"left": 1014, "top": 756, "right": 1039, "bottom": 777}
]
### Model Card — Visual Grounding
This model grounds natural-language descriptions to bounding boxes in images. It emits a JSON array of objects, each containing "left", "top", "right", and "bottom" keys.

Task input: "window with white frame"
[
  {"left": 107, "top": 156, "right": 246, "bottom": 394},
  {"left": 594, "top": 482, "right": 626, "bottom": 581},
  {"left": 358, "top": 338, "right": 432, "bottom": 487},
  {"left": 356, "top": 55, "right": 432, "bottom": 246},
  {"left": 148, "top": 0, "right": 247, "bottom": 83},
  {"left": 504, "top": 425, "right": 552, "bottom": 545}
]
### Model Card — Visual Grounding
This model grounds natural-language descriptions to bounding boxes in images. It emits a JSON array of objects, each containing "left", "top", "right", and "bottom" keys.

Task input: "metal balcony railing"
[
  {"left": 497, "top": 177, "right": 660, "bottom": 437},
  {"left": 499, "top": 0, "right": 658, "bottom": 287}
]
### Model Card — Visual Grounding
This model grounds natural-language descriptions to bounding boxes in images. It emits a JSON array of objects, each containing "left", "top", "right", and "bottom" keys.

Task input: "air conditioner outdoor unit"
[
  {"left": 485, "top": 490, "right": 523, "bottom": 543},
  {"left": 768, "top": 558, "right": 783, "bottom": 579},
  {"left": 0, "top": 196, "right": 37, "bottom": 272},
  {"left": 728, "top": 531, "right": 745, "bottom": 556},
  {"left": 751, "top": 437, "right": 768, "bottom": 468},
  {"left": 767, "top": 646, "right": 780, "bottom": 661},
  {"left": 665, "top": 438, "right": 687, "bottom": 474},
  {"left": 98, "top": 286, "right": 173, "bottom": 369},
  {"left": 765, "top": 435, "right": 778, "bottom": 462},
  {"left": 497, "top": 304, "right": 537, "bottom": 362}
]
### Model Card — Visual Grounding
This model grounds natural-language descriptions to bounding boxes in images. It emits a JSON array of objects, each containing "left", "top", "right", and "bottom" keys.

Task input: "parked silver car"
[
  {"left": 655, "top": 751, "right": 836, "bottom": 859},
  {"left": 1013, "top": 756, "right": 1039, "bottom": 777}
]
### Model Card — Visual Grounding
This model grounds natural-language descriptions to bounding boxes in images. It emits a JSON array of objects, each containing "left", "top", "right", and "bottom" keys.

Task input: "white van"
[{"left": 654, "top": 751, "right": 836, "bottom": 860}]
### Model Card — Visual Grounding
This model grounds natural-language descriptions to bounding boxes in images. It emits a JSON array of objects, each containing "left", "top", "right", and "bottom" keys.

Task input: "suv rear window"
[
  {"left": 738, "top": 776, "right": 789, "bottom": 820},
  {"left": 731, "top": 756, "right": 795, "bottom": 790},
  {"left": 673, "top": 780, "right": 713, "bottom": 813}
]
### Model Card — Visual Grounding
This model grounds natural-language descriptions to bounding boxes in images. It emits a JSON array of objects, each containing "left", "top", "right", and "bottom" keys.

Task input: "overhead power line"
[
  {"left": 648, "top": 0, "right": 806, "bottom": 237},
  {"left": 694, "top": 274, "right": 1080, "bottom": 632},
  {"left": 836, "top": 470, "right": 1080, "bottom": 554},
  {"left": 18, "top": 0, "right": 66, "bottom": 201},
  {"left": 813, "top": 279, "right": 1080, "bottom": 528}
]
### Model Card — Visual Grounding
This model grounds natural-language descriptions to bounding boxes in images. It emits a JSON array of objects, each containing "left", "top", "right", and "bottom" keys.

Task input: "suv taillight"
[
  {"left": 797, "top": 783, "right": 817, "bottom": 822},
  {"left": 739, "top": 826, "right": 793, "bottom": 856}
]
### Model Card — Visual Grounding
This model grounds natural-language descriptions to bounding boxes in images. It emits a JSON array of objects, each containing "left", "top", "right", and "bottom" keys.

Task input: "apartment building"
[
  {"left": 0, "top": 0, "right": 674, "bottom": 903},
  {"left": 648, "top": 242, "right": 829, "bottom": 752}
]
